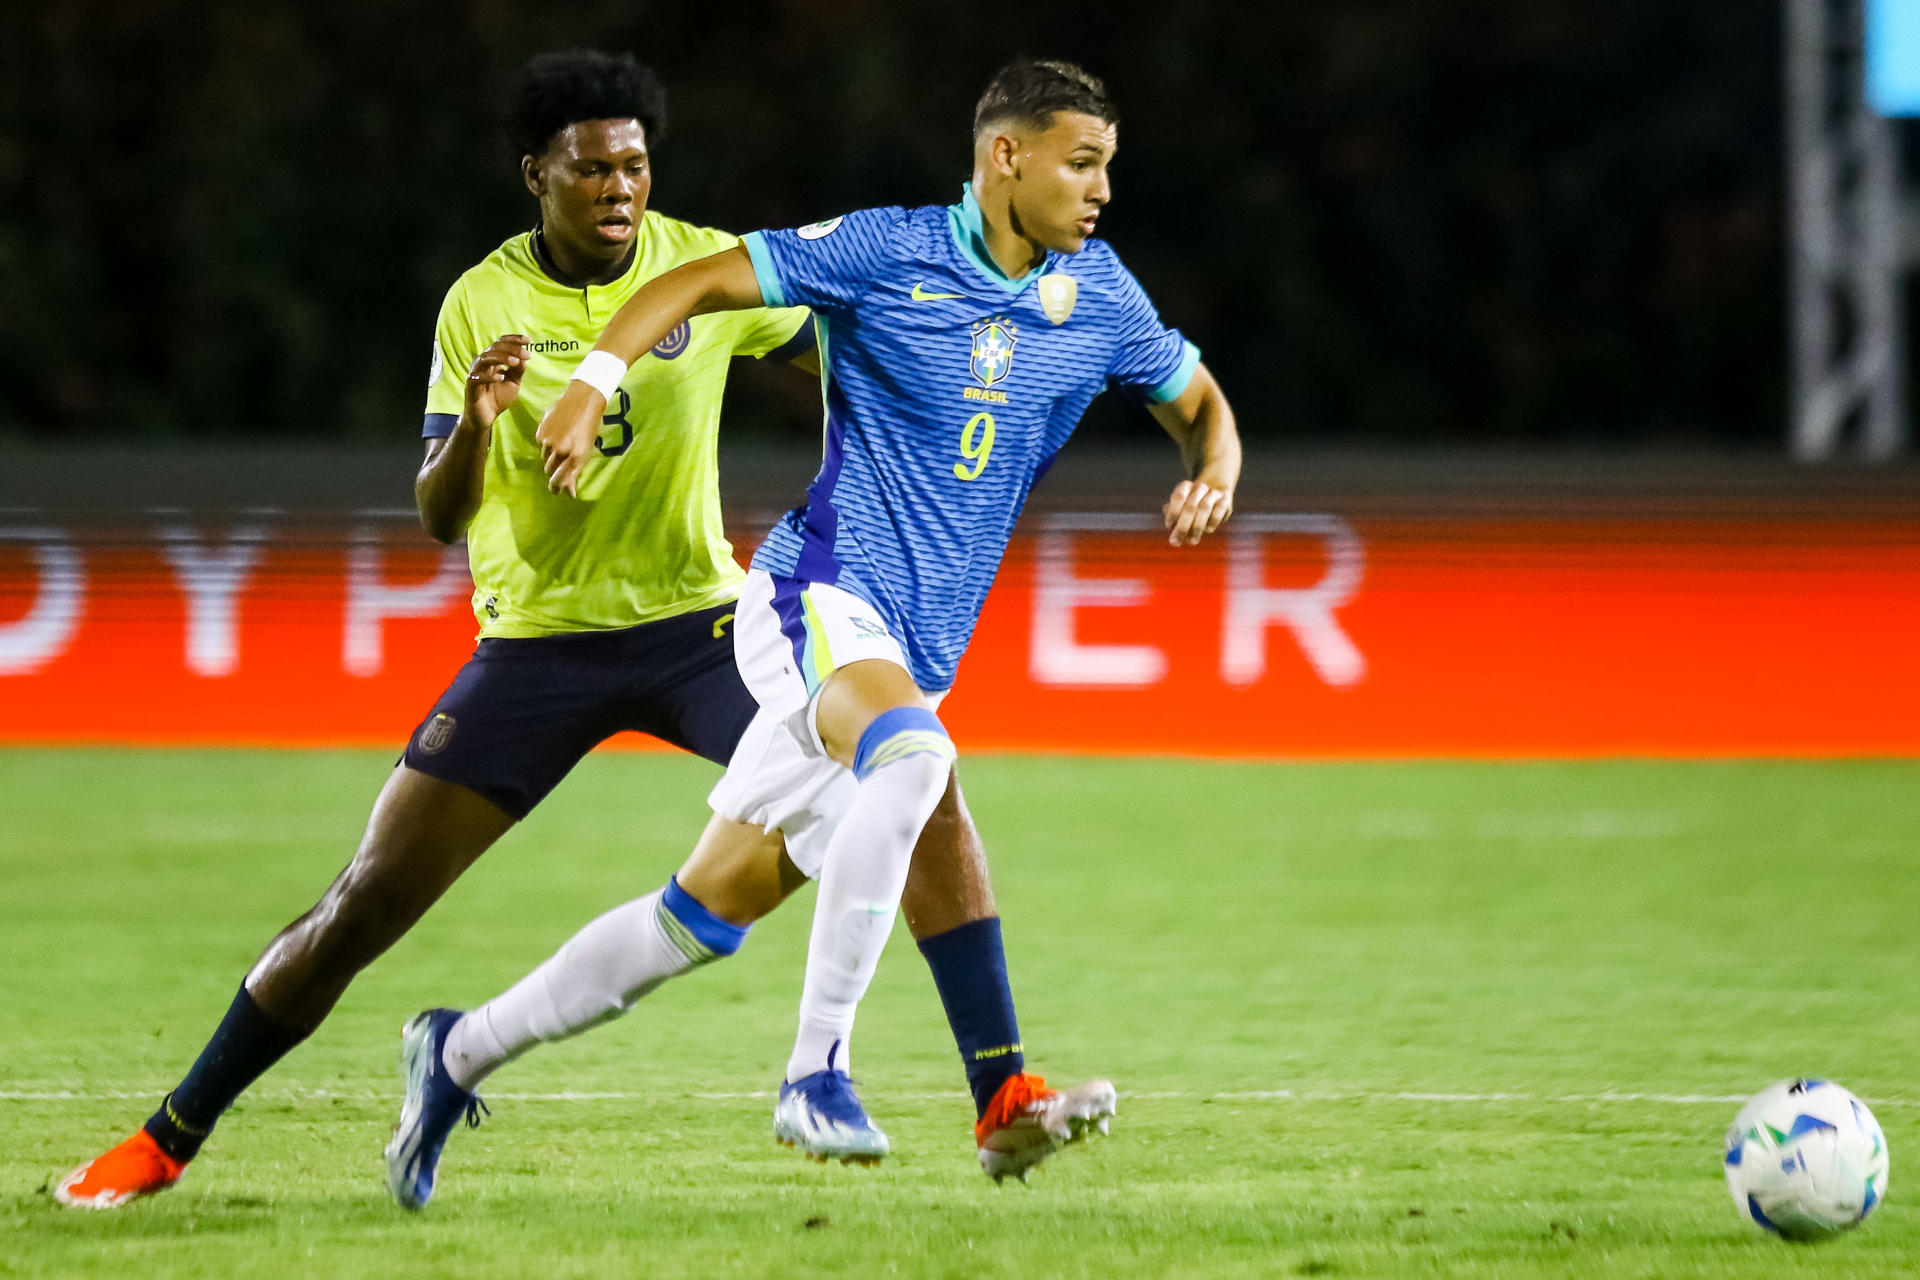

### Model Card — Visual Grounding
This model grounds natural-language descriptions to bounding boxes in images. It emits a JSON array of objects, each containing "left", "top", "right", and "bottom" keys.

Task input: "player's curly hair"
[
  {"left": 506, "top": 50, "right": 668, "bottom": 158},
  {"left": 972, "top": 58, "right": 1117, "bottom": 138}
]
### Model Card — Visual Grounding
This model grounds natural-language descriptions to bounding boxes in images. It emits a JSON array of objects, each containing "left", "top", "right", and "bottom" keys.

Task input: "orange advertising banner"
[{"left": 3, "top": 514, "right": 1918, "bottom": 756}]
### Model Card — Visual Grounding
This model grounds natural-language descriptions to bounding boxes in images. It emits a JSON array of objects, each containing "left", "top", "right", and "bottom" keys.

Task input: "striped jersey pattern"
[{"left": 742, "top": 184, "right": 1198, "bottom": 691}]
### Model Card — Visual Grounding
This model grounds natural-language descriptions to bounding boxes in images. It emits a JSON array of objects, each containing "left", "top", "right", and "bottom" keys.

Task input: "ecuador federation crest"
[
  {"left": 969, "top": 317, "right": 1018, "bottom": 387},
  {"left": 418, "top": 713, "right": 456, "bottom": 755}
]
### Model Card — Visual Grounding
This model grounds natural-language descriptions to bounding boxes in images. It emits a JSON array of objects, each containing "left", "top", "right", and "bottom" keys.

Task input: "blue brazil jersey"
[{"left": 743, "top": 184, "right": 1199, "bottom": 690}]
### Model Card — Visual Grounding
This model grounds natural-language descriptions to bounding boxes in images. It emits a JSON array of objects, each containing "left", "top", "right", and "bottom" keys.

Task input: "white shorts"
[
  {"left": 707, "top": 569, "right": 945, "bottom": 879},
  {"left": 706, "top": 707, "right": 854, "bottom": 879}
]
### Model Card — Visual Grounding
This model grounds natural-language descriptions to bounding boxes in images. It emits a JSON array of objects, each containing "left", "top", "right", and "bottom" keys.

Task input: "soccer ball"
[{"left": 1724, "top": 1078, "right": 1889, "bottom": 1241}]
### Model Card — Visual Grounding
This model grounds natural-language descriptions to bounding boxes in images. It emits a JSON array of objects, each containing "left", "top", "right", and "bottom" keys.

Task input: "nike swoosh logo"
[{"left": 911, "top": 282, "right": 965, "bottom": 301}]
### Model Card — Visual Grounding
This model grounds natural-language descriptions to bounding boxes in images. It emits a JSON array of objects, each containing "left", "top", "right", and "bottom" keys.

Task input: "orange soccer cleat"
[
  {"left": 53, "top": 1130, "right": 186, "bottom": 1209},
  {"left": 974, "top": 1072, "right": 1117, "bottom": 1183}
]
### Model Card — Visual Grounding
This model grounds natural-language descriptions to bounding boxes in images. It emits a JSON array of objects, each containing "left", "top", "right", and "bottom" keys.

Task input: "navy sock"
[
  {"left": 142, "top": 985, "right": 307, "bottom": 1162},
  {"left": 917, "top": 917, "right": 1024, "bottom": 1118}
]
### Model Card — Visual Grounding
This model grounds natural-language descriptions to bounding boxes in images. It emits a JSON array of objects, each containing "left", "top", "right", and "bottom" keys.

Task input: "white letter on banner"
[
  {"left": 1221, "top": 515, "right": 1367, "bottom": 687},
  {"left": 1030, "top": 519, "right": 1168, "bottom": 687},
  {"left": 157, "top": 524, "right": 269, "bottom": 677},
  {"left": 0, "top": 527, "right": 85, "bottom": 675},
  {"left": 0, "top": 525, "right": 85, "bottom": 675},
  {"left": 343, "top": 526, "right": 470, "bottom": 677}
]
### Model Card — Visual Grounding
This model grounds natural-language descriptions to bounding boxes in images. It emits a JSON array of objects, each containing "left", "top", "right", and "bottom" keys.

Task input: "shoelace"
[
  {"left": 464, "top": 1095, "right": 491, "bottom": 1130},
  {"left": 804, "top": 1073, "right": 873, "bottom": 1127}
]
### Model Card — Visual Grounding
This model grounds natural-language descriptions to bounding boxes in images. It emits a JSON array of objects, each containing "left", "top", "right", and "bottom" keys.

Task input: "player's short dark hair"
[
  {"left": 506, "top": 50, "right": 668, "bottom": 158},
  {"left": 972, "top": 58, "right": 1117, "bottom": 138}
]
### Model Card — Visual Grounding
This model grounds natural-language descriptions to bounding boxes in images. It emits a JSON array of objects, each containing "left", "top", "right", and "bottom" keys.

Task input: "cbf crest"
[{"left": 969, "top": 317, "right": 1019, "bottom": 387}]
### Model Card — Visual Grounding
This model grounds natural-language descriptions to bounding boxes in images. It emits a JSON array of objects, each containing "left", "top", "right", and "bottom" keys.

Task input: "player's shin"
[
  {"left": 142, "top": 985, "right": 309, "bottom": 1163},
  {"left": 440, "top": 876, "right": 748, "bottom": 1090},
  {"left": 787, "top": 709, "right": 955, "bottom": 1082},
  {"left": 918, "top": 917, "right": 1025, "bottom": 1117}
]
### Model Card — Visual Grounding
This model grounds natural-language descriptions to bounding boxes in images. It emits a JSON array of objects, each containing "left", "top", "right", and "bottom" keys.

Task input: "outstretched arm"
[
  {"left": 1148, "top": 362, "right": 1241, "bottom": 546},
  {"left": 534, "top": 246, "right": 765, "bottom": 495}
]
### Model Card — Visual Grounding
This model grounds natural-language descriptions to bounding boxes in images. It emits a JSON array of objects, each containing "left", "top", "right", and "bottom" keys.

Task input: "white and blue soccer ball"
[{"left": 1724, "top": 1078, "right": 1889, "bottom": 1241}]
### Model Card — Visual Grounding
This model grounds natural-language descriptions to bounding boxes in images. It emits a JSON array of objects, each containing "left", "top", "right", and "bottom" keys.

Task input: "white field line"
[{"left": 3, "top": 1087, "right": 1915, "bottom": 1108}]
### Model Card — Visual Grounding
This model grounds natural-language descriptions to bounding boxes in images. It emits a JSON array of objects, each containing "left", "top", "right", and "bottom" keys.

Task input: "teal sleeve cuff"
[
  {"left": 742, "top": 232, "right": 787, "bottom": 309},
  {"left": 1146, "top": 340, "right": 1202, "bottom": 404}
]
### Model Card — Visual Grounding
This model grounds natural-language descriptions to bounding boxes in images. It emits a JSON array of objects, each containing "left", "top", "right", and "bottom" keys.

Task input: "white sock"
[
  {"left": 786, "top": 750, "right": 951, "bottom": 1082},
  {"left": 442, "top": 887, "right": 715, "bottom": 1091}
]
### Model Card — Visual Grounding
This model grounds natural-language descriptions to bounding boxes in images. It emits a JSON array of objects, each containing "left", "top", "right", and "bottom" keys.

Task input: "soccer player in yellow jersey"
[{"left": 57, "top": 50, "right": 1086, "bottom": 1211}]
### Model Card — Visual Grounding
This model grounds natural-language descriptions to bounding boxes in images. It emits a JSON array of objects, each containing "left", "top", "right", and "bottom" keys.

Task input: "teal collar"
[{"left": 948, "top": 182, "right": 1043, "bottom": 295}]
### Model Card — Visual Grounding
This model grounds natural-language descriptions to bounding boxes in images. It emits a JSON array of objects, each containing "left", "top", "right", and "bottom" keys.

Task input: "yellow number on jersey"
[{"left": 954, "top": 412, "right": 996, "bottom": 481}]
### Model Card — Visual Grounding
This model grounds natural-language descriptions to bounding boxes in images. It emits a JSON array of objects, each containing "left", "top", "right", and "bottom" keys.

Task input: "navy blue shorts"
[{"left": 400, "top": 602, "right": 754, "bottom": 820}]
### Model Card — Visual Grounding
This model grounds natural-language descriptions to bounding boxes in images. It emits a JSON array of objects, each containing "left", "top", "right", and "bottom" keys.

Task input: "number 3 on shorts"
[{"left": 954, "top": 411, "right": 995, "bottom": 481}]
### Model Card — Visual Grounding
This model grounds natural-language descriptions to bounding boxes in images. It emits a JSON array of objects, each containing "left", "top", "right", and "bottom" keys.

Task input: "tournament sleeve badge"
[{"left": 1037, "top": 273, "right": 1078, "bottom": 325}]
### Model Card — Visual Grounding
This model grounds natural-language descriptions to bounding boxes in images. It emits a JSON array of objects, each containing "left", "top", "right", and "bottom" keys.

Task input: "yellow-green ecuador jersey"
[{"left": 422, "top": 215, "right": 811, "bottom": 638}]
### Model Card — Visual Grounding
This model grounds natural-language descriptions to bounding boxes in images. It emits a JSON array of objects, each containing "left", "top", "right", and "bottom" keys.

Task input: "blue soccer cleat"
[
  {"left": 772, "top": 1043, "right": 890, "bottom": 1165},
  {"left": 384, "top": 1008, "right": 488, "bottom": 1210}
]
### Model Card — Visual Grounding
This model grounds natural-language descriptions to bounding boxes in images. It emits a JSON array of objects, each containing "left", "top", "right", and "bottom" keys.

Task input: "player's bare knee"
[
  {"left": 814, "top": 660, "right": 928, "bottom": 766},
  {"left": 302, "top": 861, "right": 433, "bottom": 973},
  {"left": 676, "top": 816, "right": 792, "bottom": 924}
]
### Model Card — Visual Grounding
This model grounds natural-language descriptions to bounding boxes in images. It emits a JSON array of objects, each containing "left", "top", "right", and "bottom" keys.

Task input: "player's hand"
[
  {"left": 1162, "top": 479, "right": 1234, "bottom": 546},
  {"left": 464, "top": 334, "right": 530, "bottom": 431},
  {"left": 535, "top": 381, "right": 607, "bottom": 497}
]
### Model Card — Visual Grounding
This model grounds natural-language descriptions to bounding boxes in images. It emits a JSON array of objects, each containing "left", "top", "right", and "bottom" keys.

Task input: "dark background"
[{"left": 2, "top": 1, "right": 1786, "bottom": 447}]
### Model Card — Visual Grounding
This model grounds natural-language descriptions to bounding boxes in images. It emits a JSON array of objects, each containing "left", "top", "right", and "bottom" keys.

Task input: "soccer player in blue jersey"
[{"left": 535, "top": 58, "right": 1241, "bottom": 1170}]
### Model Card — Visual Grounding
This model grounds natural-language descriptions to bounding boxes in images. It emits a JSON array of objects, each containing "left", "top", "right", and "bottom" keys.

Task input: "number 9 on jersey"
[{"left": 954, "top": 412, "right": 996, "bottom": 481}]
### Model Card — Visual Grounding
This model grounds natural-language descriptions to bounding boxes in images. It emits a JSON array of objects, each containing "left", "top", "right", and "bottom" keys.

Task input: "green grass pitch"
[{"left": 1, "top": 749, "right": 1916, "bottom": 1278}]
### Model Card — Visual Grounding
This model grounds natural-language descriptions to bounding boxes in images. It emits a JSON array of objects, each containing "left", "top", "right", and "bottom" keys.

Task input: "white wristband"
[{"left": 570, "top": 350, "right": 628, "bottom": 400}]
